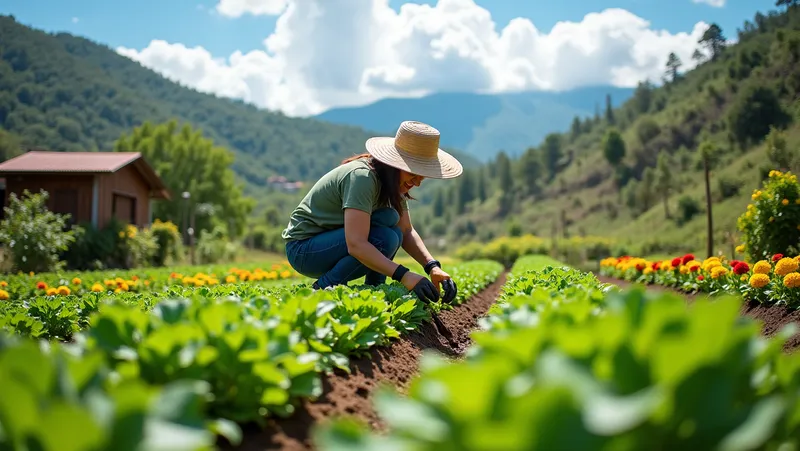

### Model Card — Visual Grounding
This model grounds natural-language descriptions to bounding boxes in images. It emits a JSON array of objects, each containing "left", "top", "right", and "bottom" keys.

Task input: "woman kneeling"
[{"left": 281, "top": 121, "right": 462, "bottom": 304}]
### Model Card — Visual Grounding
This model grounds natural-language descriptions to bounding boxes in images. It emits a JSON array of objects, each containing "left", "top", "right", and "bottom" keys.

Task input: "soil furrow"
[
  {"left": 226, "top": 271, "right": 508, "bottom": 451},
  {"left": 594, "top": 274, "right": 800, "bottom": 353}
]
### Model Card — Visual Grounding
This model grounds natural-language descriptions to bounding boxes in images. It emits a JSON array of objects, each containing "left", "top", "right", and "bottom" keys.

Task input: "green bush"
[
  {"left": 0, "top": 190, "right": 75, "bottom": 273},
  {"left": 196, "top": 225, "right": 240, "bottom": 264},
  {"left": 62, "top": 218, "right": 157, "bottom": 270},
  {"left": 737, "top": 169, "right": 800, "bottom": 260},
  {"left": 676, "top": 195, "right": 702, "bottom": 226},
  {"left": 149, "top": 219, "right": 183, "bottom": 266}
]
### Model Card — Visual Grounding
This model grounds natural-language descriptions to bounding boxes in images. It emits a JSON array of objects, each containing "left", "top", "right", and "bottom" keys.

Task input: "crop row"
[
  {"left": 0, "top": 259, "right": 504, "bottom": 450},
  {"left": 600, "top": 253, "right": 800, "bottom": 307},
  {"left": 316, "top": 255, "right": 800, "bottom": 450}
]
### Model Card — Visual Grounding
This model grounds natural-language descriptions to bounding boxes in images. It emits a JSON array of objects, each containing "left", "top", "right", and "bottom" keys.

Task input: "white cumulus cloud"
[
  {"left": 117, "top": 0, "right": 710, "bottom": 116},
  {"left": 692, "top": 0, "right": 726, "bottom": 7},
  {"left": 216, "top": 0, "right": 288, "bottom": 17}
]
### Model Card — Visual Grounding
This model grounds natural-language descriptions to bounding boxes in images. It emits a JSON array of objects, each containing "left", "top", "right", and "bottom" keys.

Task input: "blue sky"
[{"left": 2, "top": 0, "right": 779, "bottom": 59}]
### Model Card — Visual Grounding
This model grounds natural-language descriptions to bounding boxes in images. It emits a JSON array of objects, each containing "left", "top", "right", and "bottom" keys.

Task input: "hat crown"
[{"left": 394, "top": 121, "right": 440, "bottom": 159}]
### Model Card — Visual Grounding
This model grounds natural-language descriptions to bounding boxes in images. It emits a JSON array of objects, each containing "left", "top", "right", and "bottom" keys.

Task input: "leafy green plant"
[
  {"left": 0, "top": 190, "right": 76, "bottom": 273},
  {"left": 315, "top": 266, "right": 800, "bottom": 451},
  {"left": 0, "top": 334, "right": 229, "bottom": 450}
]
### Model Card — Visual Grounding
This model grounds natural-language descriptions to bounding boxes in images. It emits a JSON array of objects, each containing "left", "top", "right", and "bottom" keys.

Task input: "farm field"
[{"left": 2, "top": 252, "right": 800, "bottom": 450}]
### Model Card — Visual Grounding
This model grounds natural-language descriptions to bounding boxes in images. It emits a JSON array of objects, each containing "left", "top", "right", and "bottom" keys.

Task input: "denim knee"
[
  {"left": 371, "top": 207, "right": 400, "bottom": 228},
  {"left": 371, "top": 225, "right": 402, "bottom": 257}
]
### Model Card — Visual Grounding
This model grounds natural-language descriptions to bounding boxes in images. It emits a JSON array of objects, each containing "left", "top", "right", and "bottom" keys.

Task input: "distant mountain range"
[{"left": 314, "top": 87, "right": 635, "bottom": 161}]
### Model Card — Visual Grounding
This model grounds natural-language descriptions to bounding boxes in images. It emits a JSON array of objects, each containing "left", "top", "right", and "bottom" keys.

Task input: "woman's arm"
[{"left": 397, "top": 208, "right": 436, "bottom": 267}]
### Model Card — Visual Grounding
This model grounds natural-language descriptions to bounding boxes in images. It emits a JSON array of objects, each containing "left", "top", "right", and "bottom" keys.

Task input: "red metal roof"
[
  {"left": 0, "top": 151, "right": 141, "bottom": 173},
  {"left": 0, "top": 151, "right": 171, "bottom": 200}
]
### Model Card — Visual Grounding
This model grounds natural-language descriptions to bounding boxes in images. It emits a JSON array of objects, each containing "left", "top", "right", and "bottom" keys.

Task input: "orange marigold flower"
[
  {"left": 783, "top": 272, "right": 800, "bottom": 289},
  {"left": 36, "top": 281, "right": 47, "bottom": 290},
  {"left": 72, "top": 277, "right": 81, "bottom": 285},
  {"left": 749, "top": 274, "right": 770, "bottom": 289},
  {"left": 0, "top": 290, "right": 9, "bottom": 300},
  {"left": 775, "top": 258, "right": 799, "bottom": 276},
  {"left": 753, "top": 260, "right": 772, "bottom": 274}
]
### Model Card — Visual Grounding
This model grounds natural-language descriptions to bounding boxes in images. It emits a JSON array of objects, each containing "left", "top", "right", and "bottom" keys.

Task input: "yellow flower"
[
  {"left": 740, "top": 275, "right": 748, "bottom": 282},
  {"left": 0, "top": 290, "right": 8, "bottom": 300},
  {"left": 72, "top": 277, "right": 81, "bottom": 285},
  {"left": 91, "top": 283, "right": 104, "bottom": 292},
  {"left": 752, "top": 190, "right": 762, "bottom": 200},
  {"left": 783, "top": 272, "right": 800, "bottom": 289},
  {"left": 57, "top": 285, "right": 71, "bottom": 296},
  {"left": 775, "top": 257, "right": 799, "bottom": 277},
  {"left": 753, "top": 260, "right": 772, "bottom": 274},
  {"left": 643, "top": 267, "right": 654, "bottom": 275},
  {"left": 711, "top": 266, "right": 728, "bottom": 279},
  {"left": 46, "top": 287, "right": 57, "bottom": 296},
  {"left": 225, "top": 275, "right": 237, "bottom": 283},
  {"left": 782, "top": 198, "right": 789, "bottom": 206},
  {"left": 749, "top": 274, "right": 770, "bottom": 289},
  {"left": 735, "top": 245, "right": 745, "bottom": 254}
]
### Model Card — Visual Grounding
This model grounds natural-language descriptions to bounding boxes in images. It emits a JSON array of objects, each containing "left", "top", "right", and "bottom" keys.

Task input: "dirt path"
[
  {"left": 225, "top": 271, "right": 508, "bottom": 451},
  {"left": 595, "top": 274, "right": 800, "bottom": 353}
]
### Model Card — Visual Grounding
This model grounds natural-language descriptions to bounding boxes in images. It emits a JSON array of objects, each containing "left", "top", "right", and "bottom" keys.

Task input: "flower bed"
[{"left": 600, "top": 253, "right": 800, "bottom": 308}]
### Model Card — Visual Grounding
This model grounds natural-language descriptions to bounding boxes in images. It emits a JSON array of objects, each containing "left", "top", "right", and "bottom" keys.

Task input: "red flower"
[
  {"left": 697, "top": 275, "right": 705, "bottom": 281},
  {"left": 682, "top": 254, "right": 695, "bottom": 264},
  {"left": 636, "top": 263, "right": 646, "bottom": 271},
  {"left": 36, "top": 281, "right": 47, "bottom": 290},
  {"left": 671, "top": 257, "right": 682, "bottom": 267},
  {"left": 730, "top": 260, "right": 740, "bottom": 267},
  {"left": 733, "top": 262, "right": 750, "bottom": 275},
  {"left": 772, "top": 254, "right": 784, "bottom": 262},
  {"left": 651, "top": 262, "right": 661, "bottom": 270}
]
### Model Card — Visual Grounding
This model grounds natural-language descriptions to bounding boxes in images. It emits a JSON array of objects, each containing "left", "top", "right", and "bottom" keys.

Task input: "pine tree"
[
  {"left": 605, "top": 94, "right": 614, "bottom": 124},
  {"left": 665, "top": 52, "right": 682, "bottom": 82}
]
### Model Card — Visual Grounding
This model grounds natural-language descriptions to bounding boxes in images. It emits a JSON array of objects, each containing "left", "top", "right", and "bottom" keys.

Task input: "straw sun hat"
[{"left": 365, "top": 121, "right": 463, "bottom": 179}]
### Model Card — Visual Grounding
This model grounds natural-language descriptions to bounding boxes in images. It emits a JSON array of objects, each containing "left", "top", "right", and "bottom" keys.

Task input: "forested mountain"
[
  {"left": 416, "top": 5, "right": 800, "bottom": 258},
  {"left": 315, "top": 87, "right": 634, "bottom": 161},
  {"left": 0, "top": 14, "right": 478, "bottom": 200}
]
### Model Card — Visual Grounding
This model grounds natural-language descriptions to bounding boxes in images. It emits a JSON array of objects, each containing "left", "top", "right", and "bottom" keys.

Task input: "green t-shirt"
[{"left": 281, "top": 159, "right": 407, "bottom": 242}]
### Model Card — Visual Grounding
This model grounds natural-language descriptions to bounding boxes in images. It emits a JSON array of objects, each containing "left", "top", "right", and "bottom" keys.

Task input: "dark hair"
[{"left": 341, "top": 153, "right": 412, "bottom": 212}]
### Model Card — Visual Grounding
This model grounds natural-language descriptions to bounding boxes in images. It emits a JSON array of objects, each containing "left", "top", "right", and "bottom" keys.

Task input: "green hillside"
[
  {"left": 417, "top": 5, "right": 800, "bottom": 259},
  {"left": 0, "top": 14, "right": 478, "bottom": 203}
]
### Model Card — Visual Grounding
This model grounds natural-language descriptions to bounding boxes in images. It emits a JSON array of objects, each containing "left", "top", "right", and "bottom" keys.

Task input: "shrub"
[
  {"left": 149, "top": 219, "right": 183, "bottom": 266},
  {"left": 121, "top": 224, "right": 158, "bottom": 268},
  {"left": 737, "top": 170, "right": 800, "bottom": 260},
  {"left": 196, "top": 225, "right": 240, "bottom": 264},
  {"left": 0, "top": 190, "right": 75, "bottom": 273},
  {"left": 676, "top": 195, "right": 702, "bottom": 226}
]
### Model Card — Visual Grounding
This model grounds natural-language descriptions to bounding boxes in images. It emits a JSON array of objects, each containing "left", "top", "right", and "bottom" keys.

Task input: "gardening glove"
[
  {"left": 413, "top": 278, "right": 440, "bottom": 304},
  {"left": 441, "top": 279, "right": 457, "bottom": 304}
]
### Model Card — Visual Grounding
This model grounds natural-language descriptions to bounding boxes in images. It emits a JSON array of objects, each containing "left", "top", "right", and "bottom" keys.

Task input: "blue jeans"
[{"left": 284, "top": 208, "right": 403, "bottom": 288}]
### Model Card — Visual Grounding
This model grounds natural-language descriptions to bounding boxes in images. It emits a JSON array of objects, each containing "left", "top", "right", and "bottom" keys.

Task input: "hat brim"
[{"left": 365, "top": 137, "right": 463, "bottom": 179}]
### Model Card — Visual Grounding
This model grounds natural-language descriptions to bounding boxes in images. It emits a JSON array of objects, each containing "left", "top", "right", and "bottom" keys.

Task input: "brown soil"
[
  {"left": 223, "top": 271, "right": 507, "bottom": 451},
  {"left": 594, "top": 274, "right": 800, "bottom": 353}
]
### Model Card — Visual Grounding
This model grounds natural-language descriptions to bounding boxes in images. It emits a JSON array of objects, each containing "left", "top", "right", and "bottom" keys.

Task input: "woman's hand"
[
  {"left": 401, "top": 271, "right": 439, "bottom": 304},
  {"left": 430, "top": 267, "right": 458, "bottom": 303}
]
